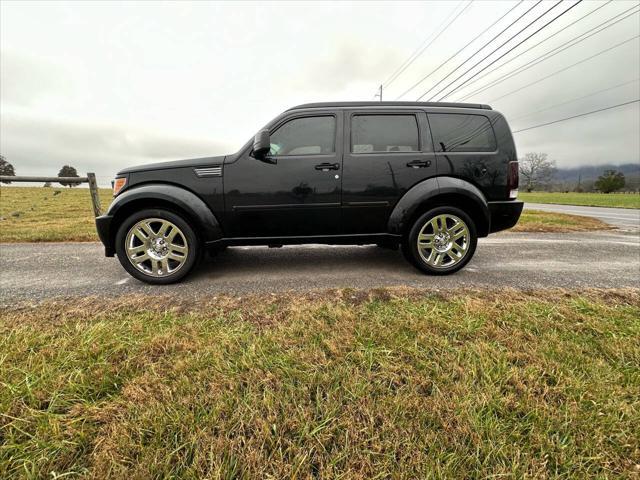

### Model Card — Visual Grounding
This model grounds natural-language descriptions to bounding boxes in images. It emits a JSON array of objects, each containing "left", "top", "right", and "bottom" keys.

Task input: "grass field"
[
  {"left": 520, "top": 191, "right": 640, "bottom": 209},
  {"left": 0, "top": 186, "right": 113, "bottom": 242},
  {"left": 1, "top": 187, "right": 612, "bottom": 242},
  {"left": 1, "top": 289, "right": 638, "bottom": 478}
]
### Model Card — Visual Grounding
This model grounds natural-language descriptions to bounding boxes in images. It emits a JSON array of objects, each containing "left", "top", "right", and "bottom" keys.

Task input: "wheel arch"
[
  {"left": 105, "top": 184, "right": 223, "bottom": 253},
  {"left": 388, "top": 177, "right": 490, "bottom": 237}
]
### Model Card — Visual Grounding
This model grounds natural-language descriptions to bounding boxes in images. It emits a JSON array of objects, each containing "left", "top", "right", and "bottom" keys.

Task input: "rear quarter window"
[{"left": 428, "top": 113, "right": 496, "bottom": 153}]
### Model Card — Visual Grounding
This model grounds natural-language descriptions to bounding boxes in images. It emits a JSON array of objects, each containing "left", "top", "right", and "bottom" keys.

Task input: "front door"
[
  {"left": 224, "top": 112, "right": 343, "bottom": 237},
  {"left": 341, "top": 110, "right": 437, "bottom": 234}
]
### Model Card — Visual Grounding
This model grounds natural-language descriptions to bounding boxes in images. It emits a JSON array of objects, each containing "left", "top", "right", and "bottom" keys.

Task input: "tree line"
[
  {"left": 519, "top": 153, "right": 633, "bottom": 194},
  {"left": 0, "top": 156, "right": 82, "bottom": 187}
]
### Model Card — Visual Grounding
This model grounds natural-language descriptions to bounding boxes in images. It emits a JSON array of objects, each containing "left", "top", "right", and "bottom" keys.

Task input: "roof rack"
[{"left": 287, "top": 101, "right": 492, "bottom": 111}]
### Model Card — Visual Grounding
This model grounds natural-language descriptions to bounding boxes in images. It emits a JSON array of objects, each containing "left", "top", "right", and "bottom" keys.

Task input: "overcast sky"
[{"left": 1, "top": 0, "right": 639, "bottom": 185}]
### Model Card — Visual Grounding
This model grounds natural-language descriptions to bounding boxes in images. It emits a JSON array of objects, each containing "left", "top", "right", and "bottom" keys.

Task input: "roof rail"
[{"left": 287, "top": 101, "right": 492, "bottom": 111}]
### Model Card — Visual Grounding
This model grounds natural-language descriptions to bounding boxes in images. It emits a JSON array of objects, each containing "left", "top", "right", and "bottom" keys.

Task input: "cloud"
[
  {"left": 0, "top": 51, "right": 70, "bottom": 106},
  {"left": 0, "top": 113, "right": 233, "bottom": 182},
  {"left": 514, "top": 103, "right": 640, "bottom": 166},
  {"left": 293, "top": 40, "right": 402, "bottom": 92},
  {"left": 1, "top": 1, "right": 638, "bottom": 179}
]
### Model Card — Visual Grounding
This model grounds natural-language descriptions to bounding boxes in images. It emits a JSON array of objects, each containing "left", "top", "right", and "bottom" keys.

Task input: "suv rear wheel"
[
  {"left": 402, "top": 206, "right": 477, "bottom": 275},
  {"left": 115, "top": 209, "right": 199, "bottom": 284}
]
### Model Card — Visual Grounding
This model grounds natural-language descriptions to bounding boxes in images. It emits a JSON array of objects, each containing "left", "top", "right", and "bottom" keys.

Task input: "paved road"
[
  {"left": 524, "top": 202, "right": 640, "bottom": 229},
  {"left": 1, "top": 230, "right": 638, "bottom": 303}
]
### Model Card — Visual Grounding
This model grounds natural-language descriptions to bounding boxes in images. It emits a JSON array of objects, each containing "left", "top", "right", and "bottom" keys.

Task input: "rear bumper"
[
  {"left": 488, "top": 200, "right": 523, "bottom": 233},
  {"left": 95, "top": 214, "right": 115, "bottom": 256}
]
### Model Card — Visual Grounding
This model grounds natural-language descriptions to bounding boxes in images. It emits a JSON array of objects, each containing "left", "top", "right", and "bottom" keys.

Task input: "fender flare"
[
  {"left": 387, "top": 176, "right": 490, "bottom": 235},
  {"left": 106, "top": 183, "right": 223, "bottom": 242}
]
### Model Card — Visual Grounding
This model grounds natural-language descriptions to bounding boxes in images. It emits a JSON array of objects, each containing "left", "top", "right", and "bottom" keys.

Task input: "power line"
[
  {"left": 419, "top": 0, "right": 560, "bottom": 101},
  {"left": 414, "top": 0, "right": 543, "bottom": 102},
  {"left": 510, "top": 78, "right": 640, "bottom": 121},
  {"left": 431, "top": 0, "right": 583, "bottom": 102},
  {"left": 512, "top": 99, "right": 640, "bottom": 133},
  {"left": 456, "top": 3, "right": 638, "bottom": 102},
  {"left": 453, "top": 0, "right": 615, "bottom": 101},
  {"left": 394, "top": 0, "right": 523, "bottom": 100},
  {"left": 488, "top": 35, "right": 639, "bottom": 103},
  {"left": 382, "top": 1, "right": 464, "bottom": 87},
  {"left": 381, "top": 1, "right": 471, "bottom": 89}
]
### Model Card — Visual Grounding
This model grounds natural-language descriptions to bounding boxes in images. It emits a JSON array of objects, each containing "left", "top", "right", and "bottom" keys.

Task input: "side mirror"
[{"left": 252, "top": 129, "right": 271, "bottom": 160}]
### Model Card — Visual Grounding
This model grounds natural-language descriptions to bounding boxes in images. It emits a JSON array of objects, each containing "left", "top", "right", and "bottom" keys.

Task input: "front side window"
[
  {"left": 351, "top": 115, "right": 420, "bottom": 153},
  {"left": 269, "top": 116, "right": 335, "bottom": 156},
  {"left": 429, "top": 113, "right": 496, "bottom": 152}
]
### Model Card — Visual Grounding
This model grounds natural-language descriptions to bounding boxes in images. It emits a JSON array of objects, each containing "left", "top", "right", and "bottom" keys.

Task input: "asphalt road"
[
  {"left": 1, "top": 229, "right": 638, "bottom": 303},
  {"left": 524, "top": 202, "right": 640, "bottom": 229}
]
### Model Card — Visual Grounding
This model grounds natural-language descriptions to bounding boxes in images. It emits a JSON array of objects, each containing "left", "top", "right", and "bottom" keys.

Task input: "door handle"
[
  {"left": 406, "top": 159, "right": 431, "bottom": 169},
  {"left": 315, "top": 162, "right": 340, "bottom": 171}
]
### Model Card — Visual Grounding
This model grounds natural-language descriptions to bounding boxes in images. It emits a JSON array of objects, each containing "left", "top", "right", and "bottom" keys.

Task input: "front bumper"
[
  {"left": 95, "top": 214, "right": 115, "bottom": 256},
  {"left": 488, "top": 200, "right": 524, "bottom": 233}
]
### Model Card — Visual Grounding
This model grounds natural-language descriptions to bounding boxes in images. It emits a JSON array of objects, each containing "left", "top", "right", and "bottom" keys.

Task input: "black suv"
[{"left": 96, "top": 101, "right": 523, "bottom": 284}]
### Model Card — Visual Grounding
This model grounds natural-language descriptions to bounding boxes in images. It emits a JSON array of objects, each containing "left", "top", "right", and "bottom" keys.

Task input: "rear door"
[{"left": 341, "top": 110, "right": 437, "bottom": 234}]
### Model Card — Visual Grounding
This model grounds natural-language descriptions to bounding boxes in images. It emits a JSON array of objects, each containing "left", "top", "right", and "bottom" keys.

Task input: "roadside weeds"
[{"left": 1, "top": 288, "right": 639, "bottom": 478}]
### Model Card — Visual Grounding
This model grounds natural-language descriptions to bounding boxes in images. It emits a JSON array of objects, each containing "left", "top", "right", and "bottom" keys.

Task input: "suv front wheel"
[
  {"left": 402, "top": 206, "right": 477, "bottom": 275},
  {"left": 115, "top": 209, "right": 199, "bottom": 284}
]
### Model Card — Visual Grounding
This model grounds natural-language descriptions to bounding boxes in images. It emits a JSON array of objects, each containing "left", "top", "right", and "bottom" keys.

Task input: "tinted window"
[
  {"left": 269, "top": 116, "right": 335, "bottom": 156},
  {"left": 429, "top": 114, "right": 496, "bottom": 152},
  {"left": 351, "top": 115, "right": 419, "bottom": 153}
]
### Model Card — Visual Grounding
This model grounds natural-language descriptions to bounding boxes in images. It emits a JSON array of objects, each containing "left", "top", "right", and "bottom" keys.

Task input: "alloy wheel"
[
  {"left": 416, "top": 214, "right": 470, "bottom": 269},
  {"left": 124, "top": 218, "right": 189, "bottom": 277}
]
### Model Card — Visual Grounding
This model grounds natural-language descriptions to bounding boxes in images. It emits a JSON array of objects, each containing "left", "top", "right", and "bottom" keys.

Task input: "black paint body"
[{"left": 96, "top": 102, "right": 523, "bottom": 256}]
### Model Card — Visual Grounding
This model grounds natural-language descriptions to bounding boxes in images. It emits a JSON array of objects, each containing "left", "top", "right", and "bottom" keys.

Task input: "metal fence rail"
[{"left": 0, "top": 172, "right": 102, "bottom": 217}]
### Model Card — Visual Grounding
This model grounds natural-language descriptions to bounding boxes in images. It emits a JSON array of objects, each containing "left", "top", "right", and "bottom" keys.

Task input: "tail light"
[{"left": 507, "top": 161, "right": 519, "bottom": 199}]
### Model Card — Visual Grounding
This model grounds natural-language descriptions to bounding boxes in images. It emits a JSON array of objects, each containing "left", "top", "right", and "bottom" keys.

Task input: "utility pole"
[{"left": 374, "top": 84, "right": 383, "bottom": 101}]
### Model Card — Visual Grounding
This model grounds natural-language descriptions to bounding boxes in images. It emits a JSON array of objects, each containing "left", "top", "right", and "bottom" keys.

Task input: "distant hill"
[
  {"left": 549, "top": 163, "right": 640, "bottom": 191},
  {"left": 553, "top": 163, "right": 640, "bottom": 182}
]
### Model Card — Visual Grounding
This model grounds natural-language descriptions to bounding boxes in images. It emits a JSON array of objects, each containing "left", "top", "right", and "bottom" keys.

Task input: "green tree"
[
  {"left": 58, "top": 165, "right": 81, "bottom": 187},
  {"left": 594, "top": 170, "right": 625, "bottom": 193},
  {"left": 0, "top": 155, "right": 16, "bottom": 184}
]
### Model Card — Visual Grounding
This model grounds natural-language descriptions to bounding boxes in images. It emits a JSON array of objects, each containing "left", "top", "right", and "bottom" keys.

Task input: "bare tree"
[{"left": 519, "top": 153, "right": 556, "bottom": 192}]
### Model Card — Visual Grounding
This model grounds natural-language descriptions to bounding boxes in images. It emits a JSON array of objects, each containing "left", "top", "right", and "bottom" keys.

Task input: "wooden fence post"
[{"left": 87, "top": 172, "right": 102, "bottom": 217}]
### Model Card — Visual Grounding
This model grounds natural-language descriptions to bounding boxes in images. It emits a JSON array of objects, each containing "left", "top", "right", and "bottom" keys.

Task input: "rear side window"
[
  {"left": 351, "top": 115, "right": 419, "bottom": 153},
  {"left": 270, "top": 116, "right": 335, "bottom": 156},
  {"left": 429, "top": 113, "right": 496, "bottom": 152}
]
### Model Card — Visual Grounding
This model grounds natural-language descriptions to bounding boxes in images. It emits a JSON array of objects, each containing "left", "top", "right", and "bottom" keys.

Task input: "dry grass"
[
  {"left": 512, "top": 210, "right": 612, "bottom": 233},
  {"left": 1, "top": 288, "right": 639, "bottom": 478},
  {"left": 0, "top": 186, "right": 112, "bottom": 242}
]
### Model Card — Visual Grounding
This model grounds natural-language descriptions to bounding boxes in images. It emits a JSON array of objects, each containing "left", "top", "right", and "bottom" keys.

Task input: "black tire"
[
  {"left": 115, "top": 209, "right": 200, "bottom": 284},
  {"left": 401, "top": 206, "right": 477, "bottom": 275}
]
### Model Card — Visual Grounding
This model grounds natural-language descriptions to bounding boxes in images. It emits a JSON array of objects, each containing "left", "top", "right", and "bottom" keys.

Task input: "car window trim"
[
  {"left": 427, "top": 112, "right": 498, "bottom": 154},
  {"left": 348, "top": 111, "right": 424, "bottom": 155},
  {"left": 268, "top": 113, "right": 338, "bottom": 158}
]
